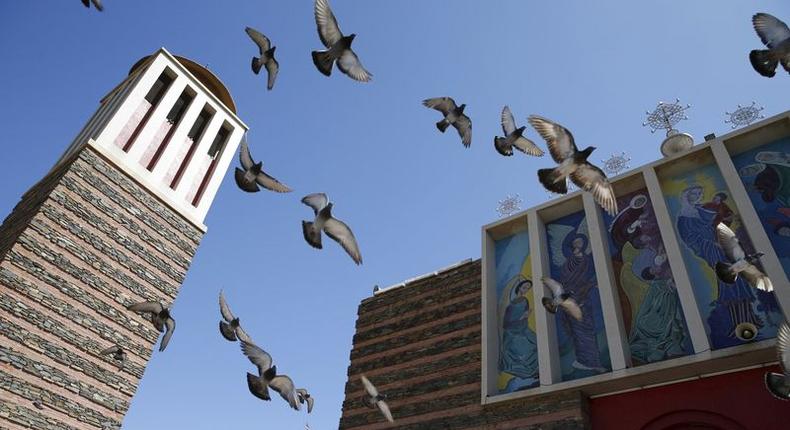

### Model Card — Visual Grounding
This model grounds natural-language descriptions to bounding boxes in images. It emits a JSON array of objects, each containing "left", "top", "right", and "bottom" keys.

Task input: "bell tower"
[{"left": 0, "top": 48, "right": 246, "bottom": 429}]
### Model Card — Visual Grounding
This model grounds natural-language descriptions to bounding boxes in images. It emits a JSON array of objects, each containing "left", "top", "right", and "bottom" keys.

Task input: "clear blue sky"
[{"left": 0, "top": 1, "right": 788, "bottom": 428}]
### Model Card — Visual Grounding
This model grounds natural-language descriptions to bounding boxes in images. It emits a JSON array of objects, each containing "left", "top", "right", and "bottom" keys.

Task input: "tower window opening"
[
  {"left": 169, "top": 106, "right": 214, "bottom": 190},
  {"left": 120, "top": 69, "right": 175, "bottom": 152},
  {"left": 145, "top": 87, "right": 195, "bottom": 171},
  {"left": 191, "top": 123, "right": 232, "bottom": 207}
]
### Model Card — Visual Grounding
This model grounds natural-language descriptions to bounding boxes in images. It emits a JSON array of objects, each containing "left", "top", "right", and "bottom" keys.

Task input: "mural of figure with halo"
[
  {"left": 662, "top": 163, "right": 781, "bottom": 350},
  {"left": 604, "top": 190, "right": 692, "bottom": 365},
  {"left": 546, "top": 211, "right": 610, "bottom": 381},
  {"left": 494, "top": 230, "right": 539, "bottom": 393}
]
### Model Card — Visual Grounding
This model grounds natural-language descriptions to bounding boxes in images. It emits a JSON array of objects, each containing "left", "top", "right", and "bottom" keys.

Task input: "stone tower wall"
[{"left": 0, "top": 145, "right": 203, "bottom": 429}]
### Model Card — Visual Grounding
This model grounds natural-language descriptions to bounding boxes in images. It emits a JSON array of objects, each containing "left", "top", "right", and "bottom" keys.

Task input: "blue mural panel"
[
  {"left": 731, "top": 137, "right": 790, "bottom": 281},
  {"left": 603, "top": 188, "right": 693, "bottom": 365},
  {"left": 494, "top": 230, "right": 539, "bottom": 393},
  {"left": 545, "top": 211, "right": 611, "bottom": 381},
  {"left": 661, "top": 162, "right": 782, "bottom": 350}
]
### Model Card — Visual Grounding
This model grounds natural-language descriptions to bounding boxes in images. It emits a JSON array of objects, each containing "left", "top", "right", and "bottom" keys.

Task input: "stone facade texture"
[
  {"left": 0, "top": 146, "right": 203, "bottom": 429},
  {"left": 339, "top": 260, "right": 590, "bottom": 430}
]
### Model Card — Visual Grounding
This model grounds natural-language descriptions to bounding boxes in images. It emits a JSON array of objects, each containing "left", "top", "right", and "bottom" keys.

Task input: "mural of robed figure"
[{"left": 499, "top": 276, "right": 539, "bottom": 387}]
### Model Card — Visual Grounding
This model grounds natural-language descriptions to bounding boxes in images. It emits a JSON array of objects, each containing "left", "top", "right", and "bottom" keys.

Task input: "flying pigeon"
[
  {"left": 219, "top": 290, "right": 253, "bottom": 343},
  {"left": 529, "top": 115, "right": 618, "bottom": 216},
  {"left": 311, "top": 0, "right": 372, "bottom": 82},
  {"left": 715, "top": 222, "right": 773, "bottom": 291},
  {"left": 99, "top": 345, "right": 127, "bottom": 365},
  {"left": 296, "top": 388, "right": 315, "bottom": 413},
  {"left": 235, "top": 137, "right": 292, "bottom": 193},
  {"left": 540, "top": 277, "right": 583, "bottom": 321},
  {"left": 241, "top": 340, "right": 275, "bottom": 401},
  {"left": 245, "top": 27, "right": 279, "bottom": 90},
  {"left": 494, "top": 106, "right": 544, "bottom": 157},
  {"left": 126, "top": 301, "right": 175, "bottom": 352},
  {"left": 423, "top": 97, "right": 472, "bottom": 147},
  {"left": 765, "top": 321, "right": 790, "bottom": 400},
  {"left": 269, "top": 374, "right": 301, "bottom": 410},
  {"left": 749, "top": 13, "right": 790, "bottom": 77},
  {"left": 361, "top": 375, "right": 393, "bottom": 423},
  {"left": 81, "top": 0, "right": 103, "bottom": 11},
  {"left": 301, "top": 193, "right": 362, "bottom": 265}
]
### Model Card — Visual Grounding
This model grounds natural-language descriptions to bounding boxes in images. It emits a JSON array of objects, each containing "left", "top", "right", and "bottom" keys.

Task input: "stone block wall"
[
  {"left": 339, "top": 260, "right": 590, "bottom": 429},
  {"left": 0, "top": 146, "right": 203, "bottom": 429}
]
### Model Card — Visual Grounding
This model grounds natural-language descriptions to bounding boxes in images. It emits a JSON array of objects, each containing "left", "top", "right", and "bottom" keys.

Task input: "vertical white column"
[
  {"left": 126, "top": 76, "right": 189, "bottom": 162},
  {"left": 481, "top": 228, "right": 499, "bottom": 401},
  {"left": 529, "top": 211, "right": 561, "bottom": 384},
  {"left": 193, "top": 125, "right": 244, "bottom": 218},
  {"left": 644, "top": 167, "right": 711, "bottom": 353},
  {"left": 174, "top": 112, "right": 225, "bottom": 200},
  {"left": 583, "top": 193, "right": 631, "bottom": 370},
  {"left": 710, "top": 141, "right": 790, "bottom": 313},
  {"left": 94, "top": 55, "right": 170, "bottom": 150},
  {"left": 149, "top": 93, "right": 208, "bottom": 182}
]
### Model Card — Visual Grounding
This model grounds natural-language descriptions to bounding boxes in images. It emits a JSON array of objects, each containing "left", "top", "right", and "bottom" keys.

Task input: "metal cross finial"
[
  {"left": 643, "top": 99, "right": 691, "bottom": 135},
  {"left": 725, "top": 102, "right": 764, "bottom": 129},
  {"left": 602, "top": 152, "right": 631, "bottom": 176},
  {"left": 497, "top": 194, "right": 523, "bottom": 217}
]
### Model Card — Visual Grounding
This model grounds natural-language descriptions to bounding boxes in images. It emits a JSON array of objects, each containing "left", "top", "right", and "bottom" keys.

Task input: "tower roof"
[{"left": 128, "top": 53, "right": 237, "bottom": 114}]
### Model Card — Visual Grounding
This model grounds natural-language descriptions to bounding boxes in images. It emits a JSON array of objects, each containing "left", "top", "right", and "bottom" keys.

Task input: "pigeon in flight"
[
  {"left": 423, "top": 97, "right": 472, "bottom": 148},
  {"left": 495, "top": 106, "right": 544, "bottom": 157},
  {"left": 361, "top": 375, "right": 393, "bottom": 423},
  {"left": 541, "top": 277, "right": 582, "bottom": 321},
  {"left": 81, "top": 0, "right": 103, "bottom": 11},
  {"left": 749, "top": 13, "right": 790, "bottom": 77},
  {"left": 241, "top": 340, "right": 275, "bottom": 401},
  {"left": 245, "top": 27, "right": 279, "bottom": 90},
  {"left": 235, "top": 137, "right": 292, "bottom": 193},
  {"left": 296, "top": 388, "right": 314, "bottom": 413},
  {"left": 715, "top": 222, "right": 773, "bottom": 291},
  {"left": 99, "top": 345, "right": 127, "bottom": 366},
  {"left": 529, "top": 115, "right": 617, "bottom": 216},
  {"left": 301, "top": 193, "right": 362, "bottom": 265},
  {"left": 126, "top": 301, "right": 175, "bottom": 352},
  {"left": 218, "top": 290, "right": 252, "bottom": 343},
  {"left": 765, "top": 321, "right": 790, "bottom": 400},
  {"left": 311, "top": 0, "right": 372, "bottom": 82}
]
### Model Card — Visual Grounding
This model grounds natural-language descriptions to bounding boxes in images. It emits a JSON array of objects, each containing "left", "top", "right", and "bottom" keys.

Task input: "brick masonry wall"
[
  {"left": 339, "top": 260, "right": 590, "bottom": 430},
  {"left": 0, "top": 146, "right": 203, "bottom": 429}
]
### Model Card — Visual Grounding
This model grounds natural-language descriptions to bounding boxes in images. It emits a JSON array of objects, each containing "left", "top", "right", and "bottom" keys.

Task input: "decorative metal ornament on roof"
[
  {"left": 497, "top": 194, "right": 523, "bottom": 217},
  {"left": 643, "top": 99, "right": 691, "bottom": 134},
  {"left": 725, "top": 102, "right": 765, "bottom": 129},
  {"left": 602, "top": 152, "right": 631, "bottom": 176},
  {"left": 643, "top": 99, "right": 695, "bottom": 157}
]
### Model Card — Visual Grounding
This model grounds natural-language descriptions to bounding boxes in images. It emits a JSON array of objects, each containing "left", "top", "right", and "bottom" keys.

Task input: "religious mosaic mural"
[
  {"left": 545, "top": 211, "right": 611, "bottom": 381},
  {"left": 603, "top": 188, "right": 693, "bottom": 365},
  {"left": 731, "top": 137, "right": 790, "bottom": 282},
  {"left": 661, "top": 163, "right": 782, "bottom": 350},
  {"left": 494, "top": 230, "right": 539, "bottom": 393}
]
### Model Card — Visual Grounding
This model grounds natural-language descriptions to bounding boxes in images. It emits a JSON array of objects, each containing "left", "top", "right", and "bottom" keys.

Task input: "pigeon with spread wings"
[
  {"left": 241, "top": 340, "right": 275, "bottom": 401},
  {"left": 541, "top": 277, "right": 582, "bottom": 321},
  {"left": 495, "top": 106, "right": 544, "bottom": 157},
  {"left": 301, "top": 193, "right": 362, "bottom": 265},
  {"left": 715, "top": 222, "right": 773, "bottom": 291},
  {"left": 749, "top": 13, "right": 790, "bottom": 77},
  {"left": 245, "top": 27, "right": 279, "bottom": 90},
  {"left": 311, "top": 0, "right": 371, "bottom": 82},
  {"left": 126, "top": 301, "right": 175, "bottom": 352},
  {"left": 765, "top": 321, "right": 790, "bottom": 400},
  {"left": 218, "top": 290, "right": 253, "bottom": 343},
  {"left": 361, "top": 375, "right": 394, "bottom": 423},
  {"left": 528, "top": 115, "right": 617, "bottom": 215},
  {"left": 297, "top": 388, "right": 314, "bottom": 413},
  {"left": 423, "top": 97, "right": 472, "bottom": 148},
  {"left": 235, "top": 137, "right": 292, "bottom": 193}
]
